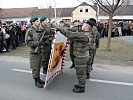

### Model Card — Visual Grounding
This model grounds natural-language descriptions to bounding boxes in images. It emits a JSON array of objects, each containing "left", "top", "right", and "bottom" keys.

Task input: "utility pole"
[
  {"left": 48, "top": 6, "right": 52, "bottom": 23},
  {"left": 0, "top": 0, "right": 2, "bottom": 24},
  {"left": 54, "top": 0, "right": 56, "bottom": 19},
  {"left": 94, "top": 2, "right": 99, "bottom": 21}
]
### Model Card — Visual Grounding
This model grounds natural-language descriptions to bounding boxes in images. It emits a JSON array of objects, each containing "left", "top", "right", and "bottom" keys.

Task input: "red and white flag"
[{"left": 44, "top": 31, "right": 68, "bottom": 88}]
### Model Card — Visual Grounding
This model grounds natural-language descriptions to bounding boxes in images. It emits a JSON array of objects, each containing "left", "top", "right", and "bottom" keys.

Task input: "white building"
[{"left": 1, "top": 2, "right": 133, "bottom": 24}]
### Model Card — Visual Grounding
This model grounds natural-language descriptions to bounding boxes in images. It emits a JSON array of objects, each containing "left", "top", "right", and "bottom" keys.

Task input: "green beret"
[
  {"left": 30, "top": 16, "right": 38, "bottom": 23},
  {"left": 73, "top": 20, "right": 80, "bottom": 23},
  {"left": 40, "top": 16, "right": 47, "bottom": 21},
  {"left": 59, "top": 21, "right": 64, "bottom": 23}
]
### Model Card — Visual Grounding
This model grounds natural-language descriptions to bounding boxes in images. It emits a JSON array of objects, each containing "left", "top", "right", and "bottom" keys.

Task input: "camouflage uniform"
[
  {"left": 25, "top": 26, "right": 42, "bottom": 79},
  {"left": 86, "top": 25, "right": 99, "bottom": 74},
  {"left": 69, "top": 26, "right": 82, "bottom": 68},
  {"left": 39, "top": 24, "right": 54, "bottom": 73},
  {"left": 59, "top": 28, "right": 90, "bottom": 88}
]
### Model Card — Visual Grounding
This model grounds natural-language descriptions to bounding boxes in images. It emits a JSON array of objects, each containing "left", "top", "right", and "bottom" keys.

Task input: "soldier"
[
  {"left": 69, "top": 20, "right": 82, "bottom": 69},
  {"left": 39, "top": 16, "right": 54, "bottom": 74},
  {"left": 57, "top": 20, "right": 94, "bottom": 93},
  {"left": 59, "top": 21, "right": 65, "bottom": 27},
  {"left": 25, "top": 16, "right": 45, "bottom": 88},
  {"left": 86, "top": 18, "right": 99, "bottom": 79},
  {"left": 0, "top": 26, "right": 4, "bottom": 53}
]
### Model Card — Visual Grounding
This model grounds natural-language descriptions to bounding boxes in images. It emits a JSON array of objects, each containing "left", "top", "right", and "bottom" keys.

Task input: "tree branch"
[
  {"left": 112, "top": 0, "right": 121, "bottom": 13},
  {"left": 105, "top": 0, "right": 112, "bottom": 7},
  {"left": 95, "top": 0, "right": 111, "bottom": 12}
]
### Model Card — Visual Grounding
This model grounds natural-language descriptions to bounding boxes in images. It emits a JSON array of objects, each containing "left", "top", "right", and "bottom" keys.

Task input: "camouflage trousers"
[
  {"left": 74, "top": 56, "right": 89, "bottom": 87},
  {"left": 69, "top": 44, "right": 75, "bottom": 65},
  {"left": 86, "top": 49, "right": 96, "bottom": 74},
  {"left": 41, "top": 45, "right": 51, "bottom": 69},
  {"left": 30, "top": 53, "right": 41, "bottom": 79}
]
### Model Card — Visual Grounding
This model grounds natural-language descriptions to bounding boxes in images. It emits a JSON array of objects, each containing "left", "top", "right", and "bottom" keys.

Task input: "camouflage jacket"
[
  {"left": 69, "top": 25, "right": 82, "bottom": 44},
  {"left": 90, "top": 26, "right": 99, "bottom": 49},
  {"left": 25, "top": 26, "right": 41, "bottom": 54},
  {"left": 39, "top": 24, "right": 54, "bottom": 46},
  {"left": 59, "top": 28, "right": 90, "bottom": 58},
  {"left": 94, "top": 26, "right": 100, "bottom": 48}
]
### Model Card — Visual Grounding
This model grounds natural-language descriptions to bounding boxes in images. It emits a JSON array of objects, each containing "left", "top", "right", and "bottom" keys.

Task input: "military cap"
[
  {"left": 84, "top": 20, "right": 94, "bottom": 27},
  {"left": 59, "top": 21, "right": 64, "bottom": 23},
  {"left": 40, "top": 16, "right": 47, "bottom": 21},
  {"left": 73, "top": 20, "right": 80, "bottom": 23},
  {"left": 89, "top": 18, "right": 96, "bottom": 23},
  {"left": 30, "top": 16, "right": 38, "bottom": 23}
]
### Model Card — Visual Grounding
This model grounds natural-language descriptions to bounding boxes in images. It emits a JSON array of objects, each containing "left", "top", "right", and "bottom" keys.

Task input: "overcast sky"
[{"left": 0, "top": 0, "right": 92, "bottom": 8}]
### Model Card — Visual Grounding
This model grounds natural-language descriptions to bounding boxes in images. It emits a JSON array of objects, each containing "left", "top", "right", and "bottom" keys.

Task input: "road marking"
[
  {"left": 12, "top": 68, "right": 133, "bottom": 87},
  {"left": 12, "top": 69, "right": 43, "bottom": 75},
  {"left": 90, "top": 79, "right": 133, "bottom": 86}
]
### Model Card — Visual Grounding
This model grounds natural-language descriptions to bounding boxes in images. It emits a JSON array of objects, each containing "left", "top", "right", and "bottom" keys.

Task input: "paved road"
[
  {"left": 119, "top": 36, "right": 133, "bottom": 45},
  {"left": 0, "top": 56, "right": 133, "bottom": 100}
]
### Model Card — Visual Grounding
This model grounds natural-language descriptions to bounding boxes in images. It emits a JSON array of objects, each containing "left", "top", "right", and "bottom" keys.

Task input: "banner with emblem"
[{"left": 44, "top": 31, "right": 68, "bottom": 88}]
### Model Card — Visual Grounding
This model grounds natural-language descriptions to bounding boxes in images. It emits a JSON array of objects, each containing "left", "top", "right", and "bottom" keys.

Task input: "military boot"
[
  {"left": 70, "top": 64, "right": 75, "bottom": 69},
  {"left": 86, "top": 73, "right": 90, "bottom": 79},
  {"left": 74, "top": 84, "right": 80, "bottom": 88},
  {"left": 73, "top": 86, "right": 85, "bottom": 93},
  {"left": 43, "top": 68, "right": 47, "bottom": 74},
  {"left": 38, "top": 77, "right": 45, "bottom": 84},
  {"left": 34, "top": 78, "right": 44, "bottom": 88}
]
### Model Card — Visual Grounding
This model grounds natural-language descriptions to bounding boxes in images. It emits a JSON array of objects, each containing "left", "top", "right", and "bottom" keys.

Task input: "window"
[
  {"left": 80, "top": 8, "right": 83, "bottom": 12},
  {"left": 85, "top": 9, "right": 88, "bottom": 12}
]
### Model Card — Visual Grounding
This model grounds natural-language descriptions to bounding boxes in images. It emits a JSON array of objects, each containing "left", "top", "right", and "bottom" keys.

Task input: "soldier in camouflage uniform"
[
  {"left": 59, "top": 21, "right": 65, "bottom": 27},
  {"left": 57, "top": 20, "right": 94, "bottom": 93},
  {"left": 39, "top": 16, "right": 54, "bottom": 74},
  {"left": 25, "top": 17, "right": 45, "bottom": 88},
  {"left": 69, "top": 20, "right": 82, "bottom": 69},
  {"left": 86, "top": 18, "right": 100, "bottom": 79}
]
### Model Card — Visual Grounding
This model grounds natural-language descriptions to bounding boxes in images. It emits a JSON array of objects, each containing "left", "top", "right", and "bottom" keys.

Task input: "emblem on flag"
[{"left": 44, "top": 31, "right": 68, "bottom": 88}]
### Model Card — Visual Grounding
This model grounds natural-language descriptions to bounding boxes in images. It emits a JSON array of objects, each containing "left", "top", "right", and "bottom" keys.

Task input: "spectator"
[
  {"left": 97, "top": 22, "right": 103, "bottom": 37},
  {"left": 21, "top": 23, "right": 27, "bottom": 44},
  {"left": 122, "top": 21, "right": 128, "bottom": 36},
  {"left": 0, "top": 25, "right": 4, "bottom": 53},
  {"left": 9, "top": 25, "right": 17, "bottom": 49}
]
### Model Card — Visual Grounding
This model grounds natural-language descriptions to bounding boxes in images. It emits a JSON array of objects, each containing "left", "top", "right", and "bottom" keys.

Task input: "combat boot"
[
  {"left": 74, "top": 84, "right": 80, "bottom": 88},
  {"left": 38, "top": 77, "right": 45, "bottom": 84},
  {"left": 73, "top": 86, "right": 85, "bottom": 93},
  {"left": 86, "top": 73, "right": 90, "bottom": 79},
  {"left": 70, "top": 64, "right": 75, "bottom": 69},
  {"left": 34, "top": 78, "right": 44, "bottom": 88},
  {"left": 43, "top": 68, "right": 47, "bottom": 74}
]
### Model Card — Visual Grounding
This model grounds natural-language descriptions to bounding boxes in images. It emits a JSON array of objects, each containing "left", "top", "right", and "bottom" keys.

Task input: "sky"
[{"left": 0, "top": 0, "right": 92, "bottom": 8}]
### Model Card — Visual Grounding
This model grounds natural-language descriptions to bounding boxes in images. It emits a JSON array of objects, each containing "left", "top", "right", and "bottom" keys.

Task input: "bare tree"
[{"left": 91, "top": 0, "right": 127, "bottom": 51}]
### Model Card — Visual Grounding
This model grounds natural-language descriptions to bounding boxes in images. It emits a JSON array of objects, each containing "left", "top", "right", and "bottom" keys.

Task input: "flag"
[{"left": 44, "top": 31, "right": 68, "bottom": 88}]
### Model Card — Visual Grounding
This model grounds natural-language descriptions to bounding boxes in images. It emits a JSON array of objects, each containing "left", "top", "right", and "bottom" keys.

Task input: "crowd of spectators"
[
  {"left": 1, "top": 20, "right": 133, "bottom": 53},
  {"left": 97, "top": 21, "right": 133, "bottom": 37},
  {"left": 0, "top": 21, "right": 30, "bottom": 53}
]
